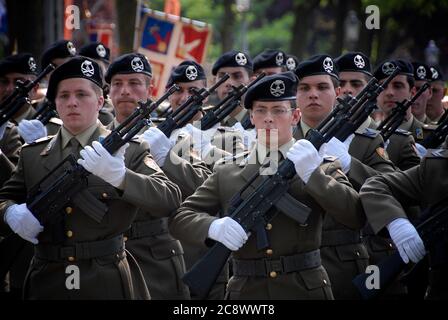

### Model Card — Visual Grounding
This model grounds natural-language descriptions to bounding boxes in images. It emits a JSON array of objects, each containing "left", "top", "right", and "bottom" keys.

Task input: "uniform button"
[
  {"left": 67, "top": 230, "right": 73, "bottom": 238},
  {"left": 102, "top": 193, "right": 108, "bottom": 199},
  {"left": 269, "top": 271, "right": 277, "bottom": 278},
  {"left": 65, "top": 207, "right": 73, "bottom": 214},
  {"left": 323, "top": 279, "right": 328, "bottom": 285},
  {"left": 355, "top": 251, "right": 360, "bottom": 257},
  {"left": 266, "top": 249, "right": 273, "bottom": 256},
  {"left": 171, "top": 249, "right": 176, "bottom": 254},
  {"left": 123, "top": 236, "right": 128, "bottom": 242},
  {"left": 388, "top": 243, "right": 394, "bottom": 248},
  {"left": 68, "top": 256, "right": 75, "bottom": 262},
  {"left": 265, "top": 223, "right": 273, "bottom": 230}
]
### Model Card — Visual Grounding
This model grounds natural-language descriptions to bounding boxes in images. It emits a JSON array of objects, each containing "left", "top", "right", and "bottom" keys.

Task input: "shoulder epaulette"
[
  {"left": 355, "top": 127, "right": 379, "bottom": 139},
  {"left": 23, "top": 135, "right": 54, "bottom": 148},
  {"left": 394, "top": 128, "right": 412, "bottom": 136},
  {"left": 425, "top": 148, "right": 448, "bottom": 159},
  {"left": 48, "top": 117, "right": 63, "bottom": 126}
]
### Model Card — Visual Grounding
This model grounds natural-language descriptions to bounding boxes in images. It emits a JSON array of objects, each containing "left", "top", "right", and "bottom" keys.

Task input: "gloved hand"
[
  {"left": 324, "top": 136, "right": 352, "bottom": 174},
  {"left": 183, "top": 123, "right": 213, "bottom": 159},
  {"left": 4, "top": 203, "right": 43, "bottom": 244},
  {"left": 208, "top": 217, "right": 248, "bottom": 251},
  {"left": 0, "top": 121, "right": 7, "bottom": 140},
  {"left": 232, "top": 122, "right": 256, "bottom": 149},
  {"left": 286, "top": 139, "right": 323, "bottom": 183},
  {"left": 415, "top": 143, "right": 427, "bottom": 159},
  {"left": 387, "top": 218, "right": 426, "bottom": 264},
  {"left": 78, "top": 141, "right": 128, "bottom": 188},
  {"left": 18, "top": 119, "right": 48, "bottom": 144},
  {"left": 141, "top": 127, "right": 174, "bottom": 166}
]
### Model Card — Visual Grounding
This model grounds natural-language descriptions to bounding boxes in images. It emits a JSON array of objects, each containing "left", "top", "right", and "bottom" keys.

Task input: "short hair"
[
  {"left": 406, "top": 76, "right": 415, "bottom": 90},
  {"left": 331, "top": 77, "right": 340, "bottom": 89},
  {"left": 90, "top": 82, "right": 103, "bottom": 98}
]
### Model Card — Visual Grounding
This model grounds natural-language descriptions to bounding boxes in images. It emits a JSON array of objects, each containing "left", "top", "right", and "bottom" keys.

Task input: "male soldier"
[
  {"left": 170, "top": 72, "right": 364, "bottom": 299},
  {"left": 0, "top": 57, "right": 182, "bottom": 299},
  {"left": 79, "top": 42, "right": 115, "bottom": 125},
  {"left": 41, "top": 40, "right": 77, "bottom": 70},
  {"left": 426, "top": 65, "right": 447, "bottom": 124},
  {"left": 411, "top": 62, "right": 433, "bottom": 124},
  {"left": 360, "top": 148, "right": 448, "bottom": 299},
  {"left": 105, "top": 53, "right": 211, "bottom": 299},
  {"left": 253, "top": 49, "right": 286, "bottom": 76},
  {"left": 375, "top": 59, "right": 434, "bottom": 146},
  {"left": 161, "top": 60, "right": 245, "bottom": 164},
  {"left": 294, "top": 53, "right": 394, "bottom": 299},
  {"left": 212, "top": 50, "right": 254, "bottom": 129}
]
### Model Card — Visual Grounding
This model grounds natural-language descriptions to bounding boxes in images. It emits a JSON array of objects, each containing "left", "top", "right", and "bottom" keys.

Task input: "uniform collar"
[
  {"left": 60, "top": 120, "right": 103, "bottom": 150},
  {"left": 299, "top": 119, "right": 313, "bottom": 137}
]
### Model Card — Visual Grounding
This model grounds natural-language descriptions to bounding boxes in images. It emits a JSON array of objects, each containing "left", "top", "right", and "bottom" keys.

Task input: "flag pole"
[{"left": 133, "top": 0, "right": 143, "bottom": 51}]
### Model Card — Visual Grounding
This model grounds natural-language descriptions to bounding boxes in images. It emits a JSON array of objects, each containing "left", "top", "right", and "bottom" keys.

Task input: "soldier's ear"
[{"left": 335, "top": 86, "right": 341, "bottom": 96}]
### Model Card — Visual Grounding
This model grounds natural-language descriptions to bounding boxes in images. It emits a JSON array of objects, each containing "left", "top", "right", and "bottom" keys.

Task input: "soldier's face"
[
  {"left": 338, "top": 71, "right": 369, "bottom": 97},
  {"left": 55, "top": 78, "right": 104, "bottom": 135},
  {"left": 109, "top": 73, "right": 152, "bottom": 121},
  {"left": 411, "top": 80, "right": 432, "bottom": 119},
  {"left": 377, "top": 75, "right": 414, "bottom": 115},
  {"left": 297, "top": 75, "right": 339, "bottom": 126},
  {"left": 250, "top": 100, "right": 300, "bottom": 147},
  {"left": 168, "top": 80, "right": 207, "bottom": 109},
  {"left": 0, "top": 73, "right": 37, "bottom": 103},
  {"left": 427, "top": 81, "right": 446, "bottom": 114},
  {"left": 253, "top": 67, "right": 283, "bottom": 77},
  {"left": 215, "top": 67, "right": 250, "bottom": 100}
]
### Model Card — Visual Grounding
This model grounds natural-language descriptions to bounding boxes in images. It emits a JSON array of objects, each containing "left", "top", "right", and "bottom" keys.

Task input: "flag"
[{"left": 134, "top": 6, "right": 212, "bottom": 98}]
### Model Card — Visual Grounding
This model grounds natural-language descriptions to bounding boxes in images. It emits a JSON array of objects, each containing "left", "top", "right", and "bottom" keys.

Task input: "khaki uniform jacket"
[
  {"left": 386, "top": 131, "right": 421, "bottom": 171},
  {"left": 170, "top": 139, "right": 364, "bottom": 299},
  {"left": 0, "top": 124, "right": 182, "bottom": 299},
  {"left": 0, "top": 122, "right": 21, "bottom": 185},
  {"left": 108, "top": 119, "right": 211, "bottom": 299}
]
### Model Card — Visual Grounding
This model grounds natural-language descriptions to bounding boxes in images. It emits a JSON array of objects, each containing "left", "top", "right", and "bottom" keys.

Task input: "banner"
[{"left": 134, "top": 6, "right": 212, "bottom": 98}]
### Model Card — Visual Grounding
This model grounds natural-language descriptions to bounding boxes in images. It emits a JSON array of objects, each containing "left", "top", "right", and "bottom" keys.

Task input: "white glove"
[
  {"left": 324, "top": 136, "right": 352, "bottom": 174},
  {"left": 0, "top": 121, "right": 7, "bottom": 140},
  {"left": 18, "top": 119, "right": 48, "bottom": 144},
  {"left": 208, "top": 217, "right": 248, "bottom": 251},
  {"left": 387, "top": 218, "right": 426, "bottom": 264},
  {"left": 184, "top": 123, "right": 213, "bottom": 159},
  {"left": 4, "top": 203, "right": 43, "bottom": 244},
  {"left": 141, "top": 127, "right": 174, "bottom": 166},
  {"left": 415, "top": 143, "right": 427, "bottom": 159},
  {"left": 286, "top": 139, "right": 323, "bottom": 183},
  {"left": 78, "top": 141, "right": 128, "bottom": 188},
  {"left": 232, "top": 122, "right": 256, "bottom": 149}
]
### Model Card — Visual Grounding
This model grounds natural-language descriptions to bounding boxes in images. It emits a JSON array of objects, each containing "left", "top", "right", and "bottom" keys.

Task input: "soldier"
[
  {"left": 411, "top": 62, "right": 433, "bottom": 124},
  {"left": 294, "top": 53, "right": 394, "bottom": 299},
  {"left": 41, "top": 40, "right": 77, "bottom": 70},
  {"left": 375, "top": 59, "right": 434, "bottom": 146},
  {"left": 105, "top": 53, "right": 210, "bottom": 299},
  {"left": 253, "top": 49, "right": 286, "bottom": 76},
  {"left": 170, "top": 71, "right": 364, "bottom": 299},
  {"left": 360, "top": 148, "right": 448, "bottom": 299},
  {"left": 426, "top": 65, "right": 447, "bottom": 124},
  {"left": 79, "top": 42, "right": 115, "bottom": 125},
  {"left": 0, "top": 56, "right": 182, "bottom": 299},
  {"left": 212, "top": 50, "right": 253, "bottom": 129}
]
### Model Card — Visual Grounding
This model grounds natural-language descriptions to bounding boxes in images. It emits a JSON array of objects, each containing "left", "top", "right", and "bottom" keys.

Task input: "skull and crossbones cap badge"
[
  {"left": 243, "top": 71, "right": 298, "bottom": 109},
  {"left": 46, "top": 56, "right": 103, "bottom": 103}
]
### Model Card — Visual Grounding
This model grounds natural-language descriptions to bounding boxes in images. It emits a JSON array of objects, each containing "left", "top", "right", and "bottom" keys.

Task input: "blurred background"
[{"left": 1, "top": 0, "right": 447, "bottom": 72}]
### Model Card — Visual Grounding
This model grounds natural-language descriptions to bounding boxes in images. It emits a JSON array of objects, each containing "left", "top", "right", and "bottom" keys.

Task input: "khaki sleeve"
[
  {"left": 121, "top": 142, "right": 182, "bottom": 218},
  {"left": 360, "top": 164, "right": 422, "bottom": 234},
  {"left": 304, "top": 160, "right": 365, "bottom": 230},
  {"left": 169, "top": 171, "right": 222, "bottom": 248}
]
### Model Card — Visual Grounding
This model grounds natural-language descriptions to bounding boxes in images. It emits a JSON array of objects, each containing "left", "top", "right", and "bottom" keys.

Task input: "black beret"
[
  {"left": 429, "top": 65, "right": 444, "bottom": 82},
  {"left": 79, "top": 42, "right": 110, "bottom": 63},
  {"left": 41, "top": 40, "right": 77, "bottom": 69},
  {"left": 285, "top": 54, "right": 299, "bottom": 71},
  {"left": 373, "top": 59, "right": 413, "bottom": 81},
  {"left": 295, "top": 54, "right": 339, "bottom": 80},
  {"left": 244, "top": 71, "right": 298, "bottom": 109},
  {"left": 166, "top": 60, "right": 206, "bottom": 88},
  {"left": 411, "top": 62, "right": 432, "bottom": 81},
  {"left": 212, "top": 50, "right": 253, "bottom": 75},
  {"left": 0, "top": 53, "right": 38, "bottom": 76},
  {"left": 46, "top": 57, "right": 103, "bottom": 103},
  {"left": 253, "top": 49, "right": 286, "bottom": 71},
  {"left": 334, "top": 52, "right": 372, "bottom": 76},
  {"left": 105, "top": 53, "right": 152, "bottom": 84}
]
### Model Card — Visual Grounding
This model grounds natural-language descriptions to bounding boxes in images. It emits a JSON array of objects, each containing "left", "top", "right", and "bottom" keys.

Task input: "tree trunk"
[
  {"left": 116, "top": 0, "right": 137, "bottom": 54},
  {"left": 221, "top": 0, "right": 234, "bottom": 53},
  {"left": 290, "top": 0, "right": 319, "bottom": 59}
]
